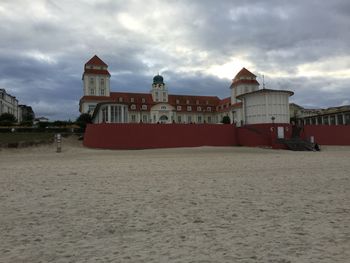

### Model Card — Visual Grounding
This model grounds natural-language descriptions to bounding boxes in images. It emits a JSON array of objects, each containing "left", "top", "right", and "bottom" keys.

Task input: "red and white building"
[{"left": 79, "top": 55, "right": 293, "bottom": 125}]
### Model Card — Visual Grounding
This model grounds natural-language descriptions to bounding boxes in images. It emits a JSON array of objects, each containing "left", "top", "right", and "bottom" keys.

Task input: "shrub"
[
  {"left": 76, "top": 113, "right": 92, "bottom": 131},
  {"left": 0, "top": 113, "right": 17, "bottom": 126},
  {"left": 222, "top": 115, "right": 231, "bottom": 124}
]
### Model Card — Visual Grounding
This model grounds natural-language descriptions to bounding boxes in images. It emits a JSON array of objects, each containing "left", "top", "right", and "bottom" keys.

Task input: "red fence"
[
  {"left": 84, "top": 123, "right": 237, "bottom": 149},
  {"left": 301, "top": 125, "right": 350, "bottom": 145},
  {"left": 83, "top": 123, "right": 350, "bottom": 149}
]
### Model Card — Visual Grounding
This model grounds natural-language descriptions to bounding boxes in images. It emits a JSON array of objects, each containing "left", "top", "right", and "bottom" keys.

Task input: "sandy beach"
[{"left": 0, "top": 137, "right": 349, "bottom": 262}]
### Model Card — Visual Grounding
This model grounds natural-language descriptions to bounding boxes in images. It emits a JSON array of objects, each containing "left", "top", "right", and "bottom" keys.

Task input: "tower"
[
  {"left": 230, "top": 68, "right": 259, "bottom": 104},
  {"left": 151, "top": 74, "right": 168, "bottom": 103},
  {"left": 82, "top": 55, "right": 111, "bottom": 97}
]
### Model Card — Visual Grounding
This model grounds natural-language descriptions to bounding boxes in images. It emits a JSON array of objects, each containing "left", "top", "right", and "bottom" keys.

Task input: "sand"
[{"left": 0, "top": 137, "right": 349, "bottom": 262}]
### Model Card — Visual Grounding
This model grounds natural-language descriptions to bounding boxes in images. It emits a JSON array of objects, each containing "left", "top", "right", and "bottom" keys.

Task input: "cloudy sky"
[{"left": 1, "top": 0, "right": 349, "bottom": 120}]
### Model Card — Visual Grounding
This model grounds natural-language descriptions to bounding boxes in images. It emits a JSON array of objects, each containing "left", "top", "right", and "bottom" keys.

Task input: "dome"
[{"left": 153, "top": 74, "right": 164, "bottom": 84}]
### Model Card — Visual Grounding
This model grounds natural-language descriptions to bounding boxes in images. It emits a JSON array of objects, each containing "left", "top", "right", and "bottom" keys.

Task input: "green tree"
[
  {"left": 222, "top": 115, "right": 231, "bottom": 124},
  {"left": 0, "top": 113, "right": 17, "bottom": 126},
  {"left": 76, "top": 113, "right": 92, "bottom": 131}
]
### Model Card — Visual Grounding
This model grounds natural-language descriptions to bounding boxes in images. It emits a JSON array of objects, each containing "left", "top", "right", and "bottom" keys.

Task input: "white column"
[
  {"left": 121, "top": 106, "right": 124, "bottom": 123},
  {"left": 107, "top": 105, "right": 111, "bottom": 123}
]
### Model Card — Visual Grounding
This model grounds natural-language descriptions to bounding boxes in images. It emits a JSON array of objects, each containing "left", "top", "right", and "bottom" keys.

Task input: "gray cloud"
[{"left": 0, "top": 0, "right": 349, "bottom": 120}]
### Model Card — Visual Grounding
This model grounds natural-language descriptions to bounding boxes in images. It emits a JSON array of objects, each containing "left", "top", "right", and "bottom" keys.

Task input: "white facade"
[
  {"left": 238, "top": 90, "right": 293, "bottom": 125},
  {"left": 0, "top": 88, "right": 19, "bottom": 120}
]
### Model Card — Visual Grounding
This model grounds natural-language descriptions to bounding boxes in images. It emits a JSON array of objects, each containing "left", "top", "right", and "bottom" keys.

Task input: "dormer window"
[
  {"left": 197, "top": 106, "right": 201, "bottom": 111},
  {"left": 206, "top": 100, "right": 209, "bottom": 105},
  {"left": 142, "top": 98, "right": 146, "bottom": 103},
  {"left": 187, "top": 106, "right": 192, "bottom": 111},
  {"left": 119, "top": 97, "right": 123, "bottom": 102},
  {"left": 142, "top": 104, "right": 147, "bottom": 110},
  {"left": 186, "top": 100, "right": 190, "bottom": 104},
  {"left": 207, "top": 106, "right": 211, "bottom": 112},
  {"left": 130, "top": 104, "right": 136, "bottom": 110},
  {"left": 176, "top": 99, "right": 180, "bottom": 104},
  {"left": 130, "top": 98, "right": 134, "bottom": 103},
  {"left": 196, "top": 100, "right": 199, "bottom": 105},
  {"left": 177, "top": 106, "right": 182, "bottom": 111}
]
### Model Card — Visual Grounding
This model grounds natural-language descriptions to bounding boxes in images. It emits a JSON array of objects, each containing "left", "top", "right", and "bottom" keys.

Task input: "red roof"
[
  {"left": 217, "top": 97, "right": 232, "bottom": 112},
  {"left": 85, "top": 55, "right": 108, "bottom": 67},
  {"left": 233, "top": 67, "right": 256, "bottom": 80},
  {"left": 83, "top": 68, "right": 111, "bottom": 76},
  {"left": 168, "top": 94, "right": 220, "bottom": 106},
  {"left": 80, "top": 92, "right": 227, "bottom": 112}
]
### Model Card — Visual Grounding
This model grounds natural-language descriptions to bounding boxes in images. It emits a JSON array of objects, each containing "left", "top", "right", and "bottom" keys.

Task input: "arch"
[{"left": 159, "top": 115, "right": 168, "bottom": 123}]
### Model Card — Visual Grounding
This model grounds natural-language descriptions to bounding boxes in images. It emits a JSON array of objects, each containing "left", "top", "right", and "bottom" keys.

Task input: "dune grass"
[{"left": 0, "top": 133, "right": 54, "bottom": 144}]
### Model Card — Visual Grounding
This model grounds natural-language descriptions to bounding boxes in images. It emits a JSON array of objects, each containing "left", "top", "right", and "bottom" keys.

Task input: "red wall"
[
  {"left": 83, "top": 123, "right": 349, "bottom": 150},
  {"left": 302, "top": 125, "right": 350, "bottom": 145},
  {"left": 84, "top": 123, "right": 237, "bottom": 149}
]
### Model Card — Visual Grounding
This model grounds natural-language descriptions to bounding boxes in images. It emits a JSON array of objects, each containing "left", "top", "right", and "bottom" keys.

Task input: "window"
[
  {"left": 163, "top": 92, "right": 166, "bottom": 97},
  {"left": 100, "top": 78, "right": 105, "bottom": 88},
  {"left": 177, "top": 115, "right": 182, "bottom": 123},
  {"left": 197, "top": 106, "right": 201, "bottom": 111},
  {"left": 142, "top": 104, "right": 147, "bottom": 110},
  {"left": 131, "top": 115, "right": 136, "bottom": 122},
  {"left": 337, "top": 114, "right": 344, "bottom": 125},
  {"left": 177, "top": 106, "right": 182, "bottom": 111},
  {"left": 186, "top": 100, "right": 190, "bottom": 104},
  {"left": 176, "top": 99, "right": 180, "bottom": 104},
  {"left": 100, "top": 88, "right": 105, "bottom": 96},
  {"left": 187, "top": 115, "right": 192, "bottom": 123},
  {"left": 110, "top": 105, "right": 122, "bottom": 123},
  {"left": 130, "top": 98, "right": 134, "bottom": 103},
  {"left": 207, "top": 106, "right": 211, "bottom": 112},
  {"left": 102, "top": 107, "right": 108, "bottom": 122},
  {"left": 90, "top": 88, "right": 95, "bottom": 95},
  {"left": 187, "top": 106, "right": 192, "bottom": 111},
  {"left": 142, "top": 98, "right": 146, "bottom": 103},
  {"left": 161, "top": 106, "right": 166, "bottom": 110},
  {"left": 89, "top": 77, "right": 94, "bottom": 85},
  {"left": 88, "top": 105, "right": 95, "bottom": 113},
  {"left": 196, "top": 100, "right": 199, "bottom": 105},
  {"left": 119, "top": 97, "right": 123, "bottom": 102},
  {"left": 142, "top": 115, "right": 147, "bottom": 123},
  {"left": 197, "top": 116, "right": 202, "bottom": 123},
  {"left": 323, "top": 116, "right": 329, "bottom": 125},
  {"left": 206, "top": 100, "right": 209, "bottom": 105},
  {"left": 208, "top": 116, "right": 212, "bottom": 123},
  {"left": 330, "top": 115, "right": 336, "bottom": 125},
  {"left": 345, "top": 114, "right": 350, "bottom": 125},
  {"left": 130, "top": 104, "right": 136, "bottom": 110}
]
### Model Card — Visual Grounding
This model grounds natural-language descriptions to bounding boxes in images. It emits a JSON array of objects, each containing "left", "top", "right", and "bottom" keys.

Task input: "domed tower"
[
  {"left": 151, "top": 74, "right": 168, "bottom": 102},
  {"left": 230, "top": 68, "right": 259, "bottom": 104}
]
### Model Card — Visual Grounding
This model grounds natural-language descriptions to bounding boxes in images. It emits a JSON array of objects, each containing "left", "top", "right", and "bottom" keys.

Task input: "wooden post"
[{"left": 56, "top": 133, "right": 61, "bottom": 153}]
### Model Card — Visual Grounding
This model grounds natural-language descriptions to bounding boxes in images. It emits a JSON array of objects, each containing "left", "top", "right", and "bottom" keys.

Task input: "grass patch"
[{"left": 0, "top": 133, "right": 54, "bottom": 144}]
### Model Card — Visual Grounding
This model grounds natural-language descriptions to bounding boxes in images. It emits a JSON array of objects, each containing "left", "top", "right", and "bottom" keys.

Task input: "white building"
[
  {"left": 79, "top": 55, "right": 293, "bottom": 125},
  {"left": 0, "top": 88, "right": 19, "bottom": 120}
]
